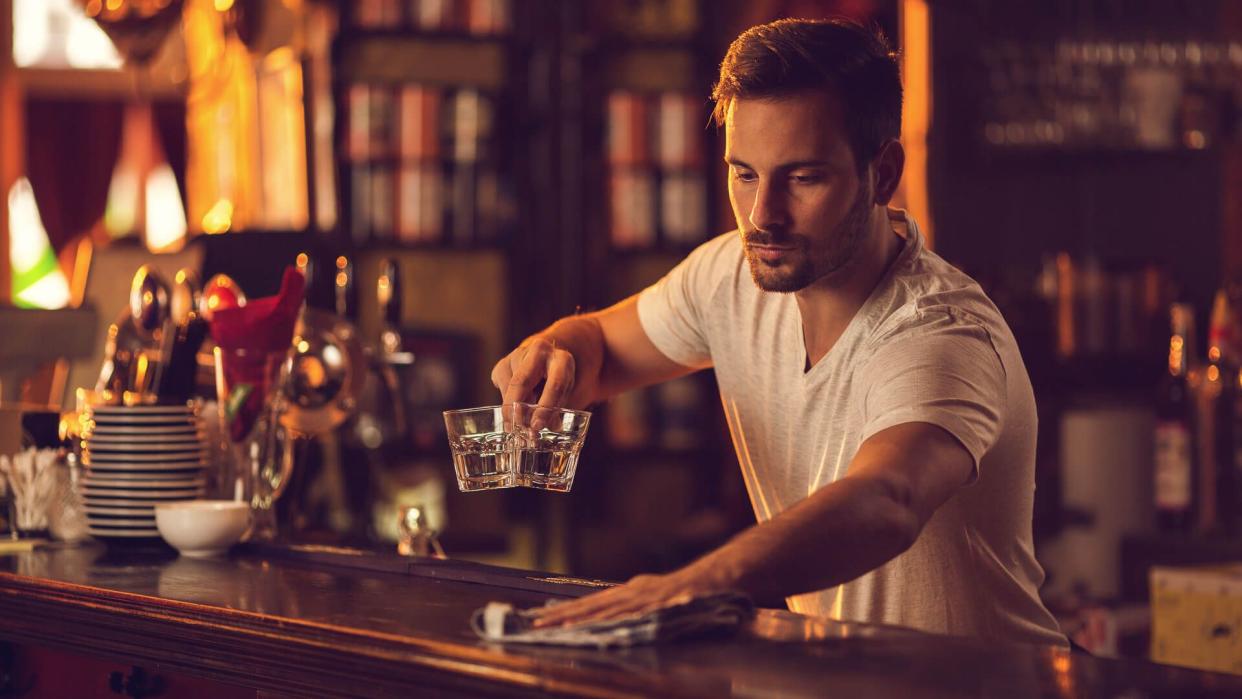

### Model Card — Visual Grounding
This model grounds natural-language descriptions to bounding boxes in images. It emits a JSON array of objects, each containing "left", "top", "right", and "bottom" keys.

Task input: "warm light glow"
[
  {"left": 296, "top": 252, "right": 309, "bottom": 269},
  {"left": 8, "top": 178, "right": 72, "bottom": 309},
  {"left": 297, "top": 340, "right": 310, "bottom": 353},
  {"left": 335, "top": 271, "right": 347, "bottom": 288},
  {"left": 11, "top": 0, "right": 124, "bottom": 76},
  {"left": 898, "top": 0, "right": 933, "bottom": 247},
  {"left": 335, "top": 256, "right": 347, "bottom": 270},
  {"left": 214, "top": 0, "right": 235, "bottom": 11},
  {"left": 201, "top": 199, "right": 235, "bottom": 234},
  {"left": 1055, "top": 253, "right": 1075, "bottom": 358},
  {"left": 263, "top": 46, "right": 296, "bottom": 70},
  {"left": 133, "top": 353, "right": 150, "bottom": 394},
  {"left": 1051, "top": 651, "right": 1074, "bottom": 695},
  {"left": 13, "top": 0, "right": 122, "bottom": 69},
  {"left": 106, "top": 0, "right": 123, "bottom": 10},
  {"left": 12, "top": 0, "right": 49, "bottom": 66},
  {"left": 145, "top": 163, "right": 188, "bottom": 251},
  {"left": 1208, "top": 365, "right": 1220, "bottom": 383},
  {"left": 1209, "top": 346, "right": 1221, "bottom": 362},
  {"left": 105, "top": 167, "right": 140, "bottom": 237},
  {"left": 184, "top": 0, "right": 310, "bottom": 232},
  {"left": 321, "top": 344, "right": 341, "bottom": 366}
]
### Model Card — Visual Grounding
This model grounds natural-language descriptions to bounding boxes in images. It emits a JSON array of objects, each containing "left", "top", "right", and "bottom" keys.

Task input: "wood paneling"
[{"left": 0, "top": 544, "right": 1238, "bottom": 698}]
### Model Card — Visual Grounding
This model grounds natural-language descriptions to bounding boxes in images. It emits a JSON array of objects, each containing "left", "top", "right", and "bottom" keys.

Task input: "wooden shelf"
[
  {"left": 19, "top": 67, "right": 187, "bottom": 99},
  {"left": 603, "top": 46, "right": 699, "bottom": 92},
  {"left": 336, "top": 35, "right": 506, "bottom": 88}
]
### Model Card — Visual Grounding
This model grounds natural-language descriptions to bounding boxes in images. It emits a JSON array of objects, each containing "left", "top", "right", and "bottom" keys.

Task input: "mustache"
[{"left": 743, "top": 230, "right": 803, "bottom": 248}]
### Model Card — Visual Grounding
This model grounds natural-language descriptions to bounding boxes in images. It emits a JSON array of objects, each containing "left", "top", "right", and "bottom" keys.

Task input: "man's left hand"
[{"left": 531, "top": 568, "right": 725, "bottom": 628}]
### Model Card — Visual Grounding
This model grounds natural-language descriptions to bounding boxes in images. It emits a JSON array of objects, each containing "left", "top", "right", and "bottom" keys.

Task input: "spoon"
[
  {"left": 170, "top": 268, "right": 202, "bottom": 327},
  {"left": 129, "top": 265, "right": 170, "bottom": 338},
  {"left": 279, "top": 308, "right": 364, "bottom": 437},
  {"left": 200, "top": 274, "right": 247, "bottom": 322}
]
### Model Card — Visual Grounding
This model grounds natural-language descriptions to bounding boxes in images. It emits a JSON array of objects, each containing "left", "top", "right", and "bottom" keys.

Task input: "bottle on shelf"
[
  {"left": 334, "top": 255, "right": 358, "bottom": 321},
  {"left": 1206, "top": 290, "right": 1242, "bottom": 533},
  {"left": 1154, "top": 302, "right": 1197, "bottom": 532}
]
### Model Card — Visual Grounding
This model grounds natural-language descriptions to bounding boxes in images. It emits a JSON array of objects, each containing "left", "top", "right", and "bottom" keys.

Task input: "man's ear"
[{"left": 871, "top": 139, "right": 905, "bottom": 206}]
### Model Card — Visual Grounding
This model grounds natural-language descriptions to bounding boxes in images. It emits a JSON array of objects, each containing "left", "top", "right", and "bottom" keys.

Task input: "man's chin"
[{"left": 747, "top": 260, "right": 811, "bottom": 293}]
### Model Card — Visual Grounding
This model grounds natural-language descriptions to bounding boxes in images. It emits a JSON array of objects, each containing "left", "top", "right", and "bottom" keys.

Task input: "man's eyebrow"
[{"left": 724, "top": 158, "right": 832, "bottom": 170}]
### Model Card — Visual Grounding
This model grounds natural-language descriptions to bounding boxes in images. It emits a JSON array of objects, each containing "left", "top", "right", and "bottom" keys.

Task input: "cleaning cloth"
[{"left": 472, "top": 591, "right": 754, "bottom": 649}]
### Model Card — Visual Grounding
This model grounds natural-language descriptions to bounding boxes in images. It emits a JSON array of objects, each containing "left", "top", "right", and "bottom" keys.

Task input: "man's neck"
[{"left": 795, "top": 208, "right": 904, "bottom": 369}]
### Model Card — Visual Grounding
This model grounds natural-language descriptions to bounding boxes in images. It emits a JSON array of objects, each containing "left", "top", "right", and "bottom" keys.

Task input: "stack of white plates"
[{"left": 81, "top": 404, "right": 209, "bottom": 539}]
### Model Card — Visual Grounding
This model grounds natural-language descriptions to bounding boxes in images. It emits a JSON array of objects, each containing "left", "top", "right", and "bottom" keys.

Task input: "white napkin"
[
  {"left": 472, "top": 591, "right": 754, "bottom": 649},
  {"left": 0, "top": 448, "right": 59, "bottom": 533}
]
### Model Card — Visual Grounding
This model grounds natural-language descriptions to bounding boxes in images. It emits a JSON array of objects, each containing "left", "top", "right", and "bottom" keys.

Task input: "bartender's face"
[{"left": 725, "top": 91, "right": 874, "bottom": 293}]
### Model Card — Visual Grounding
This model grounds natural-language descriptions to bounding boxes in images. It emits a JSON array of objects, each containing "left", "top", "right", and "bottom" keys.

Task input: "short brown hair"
[{"left": 711, "top": 18, "right": 902, "bottom": 170}]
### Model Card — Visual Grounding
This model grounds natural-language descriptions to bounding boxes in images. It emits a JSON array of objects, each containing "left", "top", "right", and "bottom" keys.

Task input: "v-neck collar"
[{"left": 793, "top": 209, "right": 921, "bottom": 377}]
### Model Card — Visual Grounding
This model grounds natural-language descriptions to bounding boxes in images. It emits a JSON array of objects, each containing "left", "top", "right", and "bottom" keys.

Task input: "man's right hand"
[{"left": 490, "top": 336, "right": 578, "bottom": 407}]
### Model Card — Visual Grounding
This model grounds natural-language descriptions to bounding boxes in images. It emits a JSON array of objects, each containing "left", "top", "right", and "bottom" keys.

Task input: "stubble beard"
[{"left": 744, "top": 184, "right": 875, "bottom": 294}]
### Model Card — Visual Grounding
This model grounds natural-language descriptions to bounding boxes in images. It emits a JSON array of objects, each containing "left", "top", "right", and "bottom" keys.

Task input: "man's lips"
[{"left": 746, "top": 242, "right": 797, "bottom": 262}]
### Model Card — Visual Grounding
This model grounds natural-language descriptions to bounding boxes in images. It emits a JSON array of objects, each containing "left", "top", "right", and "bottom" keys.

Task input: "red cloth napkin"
[
  {"left": 210, "top": 267, "right": 305, "bottom": 441},
  {"left": 210, "top": 266, "right": 306, "bottom": 351}
]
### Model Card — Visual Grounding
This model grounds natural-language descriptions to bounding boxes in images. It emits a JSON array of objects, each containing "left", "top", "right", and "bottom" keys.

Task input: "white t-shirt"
[{"left": 636, "top": 209, "right": 1065, "bottom": 646}]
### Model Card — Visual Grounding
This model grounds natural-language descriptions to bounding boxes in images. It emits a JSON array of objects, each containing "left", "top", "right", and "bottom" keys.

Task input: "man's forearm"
[{"left": 681, "top": 475, "right": 921, "bottom": 601}]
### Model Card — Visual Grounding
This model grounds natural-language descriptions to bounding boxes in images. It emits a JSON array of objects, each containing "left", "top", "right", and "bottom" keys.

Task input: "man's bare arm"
[
  {"left": 492, "top": 295, "right": 706, "bottom": 409},
  {"left": 532, "top": 421, "right": 975, "bottom": 626}
]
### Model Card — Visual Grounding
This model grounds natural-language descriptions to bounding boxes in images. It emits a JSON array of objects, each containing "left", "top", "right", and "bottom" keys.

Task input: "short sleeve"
[
  {"left": 855, "top": 312, "right": 1007, "bottom": 480},
  {"left": 636, "top": 233, "right": 734, "bottom": 368}
]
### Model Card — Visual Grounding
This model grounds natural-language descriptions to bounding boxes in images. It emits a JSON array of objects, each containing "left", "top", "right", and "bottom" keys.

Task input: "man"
[{"left": 492, "top": 18, "right": 1065, "bottom": 646}]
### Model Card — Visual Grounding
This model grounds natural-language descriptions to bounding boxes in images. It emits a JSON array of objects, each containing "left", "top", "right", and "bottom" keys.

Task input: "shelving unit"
[
  {"left": 547, "top": 1, "right": 747, "bottom": 580},
  {"left": 332, "top": 8, "right": 519, "bottom": 249},
  {"left": 292, "top": 0, "right": 749, "bottom": 575}
]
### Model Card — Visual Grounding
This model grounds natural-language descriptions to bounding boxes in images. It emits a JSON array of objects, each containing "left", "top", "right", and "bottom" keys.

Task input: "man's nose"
[{"left": 749, "top": 181, "right": 789, "bottom": 231}]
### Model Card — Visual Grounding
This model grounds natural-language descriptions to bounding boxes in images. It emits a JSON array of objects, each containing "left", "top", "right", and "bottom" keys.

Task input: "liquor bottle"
[
  {"left": 376, "top": 257, "right": 409, "bottom": 359},
  {"left": 1206, "top": 290, "right": 1242, "bottom": 532},
  {"left": 1155, "top": 303, "right": 1196, "bottom": 532},
  {"left": 334, "top": 255, "right": 358, "bottom": 321}
]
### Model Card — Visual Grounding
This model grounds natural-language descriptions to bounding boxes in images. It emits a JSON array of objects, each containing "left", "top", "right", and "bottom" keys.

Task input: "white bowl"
[{"left": 154, "top": 500, "right": 250, "bottom": 558}]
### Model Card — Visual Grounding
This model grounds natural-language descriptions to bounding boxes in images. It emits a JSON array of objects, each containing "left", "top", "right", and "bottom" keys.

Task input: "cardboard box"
[{"left": 1151, "top": 564, "right": 1242, "bottom": 675}]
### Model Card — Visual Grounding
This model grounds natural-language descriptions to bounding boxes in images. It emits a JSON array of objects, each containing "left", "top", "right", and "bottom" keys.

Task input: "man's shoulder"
[
  {"left": 870, "top": 248, "right": 1009, "bottom": 346},
  {"left": 685, "top": 230, "right": 743, "bottom": 266},
  {"left": 666, "top": 231, "right": 746, "bottom": 292}
]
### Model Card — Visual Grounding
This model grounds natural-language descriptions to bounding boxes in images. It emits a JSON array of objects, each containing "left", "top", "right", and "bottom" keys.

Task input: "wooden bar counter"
[{"left": 0, "top": 542, "right": 1237, "bottom": 698}]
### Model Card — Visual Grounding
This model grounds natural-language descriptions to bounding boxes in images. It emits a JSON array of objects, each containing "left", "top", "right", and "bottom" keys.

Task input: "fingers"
[
  {"left": 490, "top": 355, "right": 514, "bottom": 399},
  {"left": 530, "top": 349, "right": 574, "bottom": 430},
  {"left": 530, "top": 575, "right": 665, "bottom": 628},
  {"left": 531, "top": 587, "right": 633, "bottom": 628},
  {"left": 536, "top": 348, "right": 575, "bottom": 408},
  {"left": 501, "top": 339, "right": 553, "bottom": 405},
  {"left": 496, "top": 337, "right": 576, "bottom": 411}
]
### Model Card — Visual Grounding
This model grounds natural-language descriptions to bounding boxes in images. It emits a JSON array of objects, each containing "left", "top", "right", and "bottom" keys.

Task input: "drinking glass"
[
  {"left": 213, "top": 346, "right": 293, "bottom": 540},
  {"left": 443, "top": 403, "right": 592, "bottom": 493},
  {"left": 442, "top": 406, "right": 516, "bottom": 491},
  {"left": 507, "top": 403, "right": 591, "bottom": 492}
]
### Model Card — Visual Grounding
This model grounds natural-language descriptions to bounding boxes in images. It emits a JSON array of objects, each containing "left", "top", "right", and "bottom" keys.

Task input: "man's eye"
[
  {"left": 791, "top": 174, "right": 823, "bottom": 184},
  {"left": 732, "top": 170, "right": 757, "bottom": 183}
]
